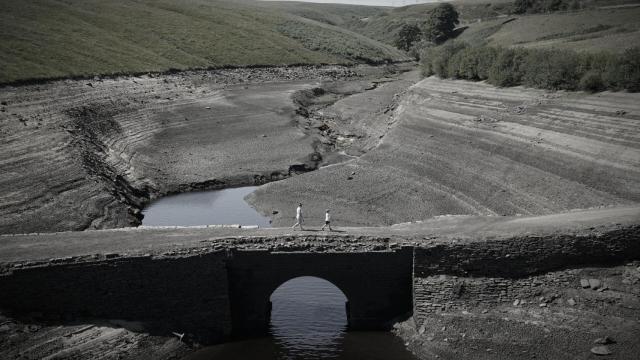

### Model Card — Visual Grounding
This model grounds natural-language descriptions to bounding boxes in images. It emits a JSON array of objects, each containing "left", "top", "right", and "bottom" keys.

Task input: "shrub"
[
  {"left": 521, "top": 49, "right": 580, "bottom": 90},
  {"left": 488, "top": 47, "right": 528, "bottom": 86},
  {"left": 579, "top": 71, "right": 605, "bottom": 92},
  {"left": 418, "top": 41, "right": 639, "bottom": 93},
  {"left": 420, "top": 41, "right": 468, "bottom": 78}
]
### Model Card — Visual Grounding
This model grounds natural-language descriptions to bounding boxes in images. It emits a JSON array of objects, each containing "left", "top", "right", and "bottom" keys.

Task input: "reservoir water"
[
  {"left": 141, "top": 186, "right": 271, "bottom": 227},
  {"left": 184, "top": 276, "right": 419, "bottom": 360}
]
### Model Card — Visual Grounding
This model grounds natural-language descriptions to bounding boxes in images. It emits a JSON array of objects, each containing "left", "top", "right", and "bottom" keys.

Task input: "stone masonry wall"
[
  {"left": 0, "top": 251, "right": 232, "bottom": 343},
  {"left": 413, "top": 226, "right": 640, "bottom": 320}
]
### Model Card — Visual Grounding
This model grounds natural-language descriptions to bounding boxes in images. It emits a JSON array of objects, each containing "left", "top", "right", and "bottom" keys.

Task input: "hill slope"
[
  {"left": 341, "top": 0, "right": 640, "bottom": 53},
  {"left": 456, "top": 7, "right": 640, "bottom": 52},
  {"left": 0, "top": 0, "right": 408, "bottom": 83}
]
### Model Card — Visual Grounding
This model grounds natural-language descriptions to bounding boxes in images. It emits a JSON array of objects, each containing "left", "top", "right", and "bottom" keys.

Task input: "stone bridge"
[{"left": 0, "top": 206, "right": 639, "bottom": 344}]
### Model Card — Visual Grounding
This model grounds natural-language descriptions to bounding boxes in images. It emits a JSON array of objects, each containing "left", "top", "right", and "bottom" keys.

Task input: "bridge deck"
[{"left": 0, "top": 205, "right": 638, "bottom": 265}]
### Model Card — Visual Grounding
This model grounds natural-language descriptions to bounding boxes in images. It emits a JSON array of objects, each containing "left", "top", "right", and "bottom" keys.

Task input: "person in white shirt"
[
  {"left": 321, "top": 209, "right": 332, "bottom": 231},
  {"left": 292, "top": 203, "right": 304, "bottom": 230}
]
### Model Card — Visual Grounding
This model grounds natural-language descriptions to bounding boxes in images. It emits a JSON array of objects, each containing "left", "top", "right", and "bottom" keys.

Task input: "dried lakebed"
[{"left": 2, "top": 65, "right": 638, "bottom": 234}]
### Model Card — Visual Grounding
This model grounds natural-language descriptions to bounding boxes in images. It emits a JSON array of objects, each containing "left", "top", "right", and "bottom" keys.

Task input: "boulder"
[
  {"left": 588, "top": 279, "right": 602, "bottom": 289},
  {"left": 590, "top": 346, "right": 612, "bottom": 356}
]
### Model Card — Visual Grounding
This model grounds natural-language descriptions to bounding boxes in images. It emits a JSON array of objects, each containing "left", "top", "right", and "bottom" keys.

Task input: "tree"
[
  {"left": 394, "top": 24, "right": 422, "bottom": 52},
  {"left": 422, "top": 3, "right": 460, "bottom": 44}
]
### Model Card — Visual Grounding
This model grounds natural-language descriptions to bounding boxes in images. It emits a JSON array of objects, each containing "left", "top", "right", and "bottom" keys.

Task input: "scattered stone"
[
  {"left": 482, "top": 309, "right": 488, "bottom": 314},
  {"left": 0, "top": 324, "right": 11, "bottom": 332},
  {"left": 590, "top": 346, "right": 612, "bottom": 356},
  {"left": 261, "top": 134, "right": 267, "bottom": 137},
  {"left": 580, "top": 279, "right": 590, "bottom": 288},
  {"left": 426, "top": 336, "right": 435, "bottom": 341},
  {"left": 272, "top": 210, "right": 279, "bottom": 215},
  {"left": 513, "top": 299, "right": 520, "bottom": 306},
  {"left": 615, "top": 110, "right": 627, "bottom": 116},
  {"left": 539, "top": 303, "right": 547, "bottom": 307},
  {"left": 594, "top": 336, "right": 615, "bottom": 345},
  {"left": 589, "top": 279, "right": 602, "bottom": 289},
  {"left": 205, "top": 106, "right": 211, "bottom": 109},
  {"left": 419, "top": 325, "right": 426, "bottom": 335},
  {"left": 567, "top": 298, "right": 576, "bottom": 306}
]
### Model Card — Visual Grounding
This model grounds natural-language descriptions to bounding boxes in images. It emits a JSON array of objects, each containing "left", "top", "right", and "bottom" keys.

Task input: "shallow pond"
[
  {"left": 141, "top": 186, "right": 271, "bottom": 227},
  {"left": 183, "top": 277, "right": 419, "bottom": 360}
]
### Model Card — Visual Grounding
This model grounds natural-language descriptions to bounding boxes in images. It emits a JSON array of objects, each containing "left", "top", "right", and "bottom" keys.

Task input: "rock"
[
  {"left": 580, "top": 279, "right": 590, "bottom": 288},
  {"left": 567, "top": 298, "right": 576, "bottom": 306},
  {"left": 482, "top": 309, "right": 488, "bottom": 314},
  {"left": 590, "top": 346, "right": 612, "bottom": 356},
  {"left": 539, "top": 303, "right": 547, "bottom": 307},
  {"left": 594, "top": 336, "right": 615, "bottom": 345},
  {"left": 0, "top": 324, "right": 11, "bottom": 332},
  {"left": 589, "top": 279, "right": 602, "bottom": 289},
  {"left": 419, "top": 325, "right": 426, "bottom": 335},
  {"left": 513, "top": 299, "right": 520, "bottom": 306}
]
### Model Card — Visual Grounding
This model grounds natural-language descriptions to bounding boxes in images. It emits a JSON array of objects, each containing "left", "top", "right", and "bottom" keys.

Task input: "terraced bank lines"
[
  {"left": 0, "top": 66, "right": 366, "bottom": 234},
  {"left": 249, "top": 77, "right": 640, "bottom": 227}
]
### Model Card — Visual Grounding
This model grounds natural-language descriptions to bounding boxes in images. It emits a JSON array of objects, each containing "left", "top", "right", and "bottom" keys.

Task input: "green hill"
[
  {"left": 456, "top": 7, "right": 640, "bottom": 53},
  {"left": 0, "top": 0, "right": 408, "bottom": 83},
  {"left": 340, "top": 0, "right": 640, "bottom": 53}
]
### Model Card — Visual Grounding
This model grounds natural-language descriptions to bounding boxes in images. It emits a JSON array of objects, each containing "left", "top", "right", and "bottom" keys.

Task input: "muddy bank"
[
  {"left": 249, "top": 77, "right": 640, "bottom": 227},
  {"left": 0, "top": 64, "right": 412, "bottom": 234}
]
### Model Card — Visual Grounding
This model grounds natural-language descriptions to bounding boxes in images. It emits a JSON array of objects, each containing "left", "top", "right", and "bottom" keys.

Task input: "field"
[
  {"left": 457, "top": 6, "right": 640, "bottom": 52},
  {"left": 340, "top": 0, "right": 640, "bottom": 53},
  {"left": 0, "top": 0, "right": 408, "bottom": 83}
]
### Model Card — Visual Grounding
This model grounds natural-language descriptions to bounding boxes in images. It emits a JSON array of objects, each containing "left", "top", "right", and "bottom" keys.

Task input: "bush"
[
  {"left": 521, "top": 49, "right": 580, "bottom": 90},
  {"left": 579, "top": 71, "right": 605, "bottom": 92},
  {"left": 418, "top": 41, "right": 639, "bottom": 93},
  {"left": 488, "top": 48, "right": 528, "bottom": 86},
  {"left": 420, "top": 41, "right": 468, "bottom": 78}
]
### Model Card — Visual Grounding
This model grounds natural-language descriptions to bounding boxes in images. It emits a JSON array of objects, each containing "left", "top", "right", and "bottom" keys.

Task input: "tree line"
[{"left": 394, "top": 2, "right": 639, "bottom": 92}]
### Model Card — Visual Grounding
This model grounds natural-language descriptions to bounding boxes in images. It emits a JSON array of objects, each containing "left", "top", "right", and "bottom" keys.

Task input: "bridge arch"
[
  {"left": 268, "top": 276, "right": 350, "bottom": 328},
  {"left": 226, "top": 249, "right": 413, "bottom": 337}
]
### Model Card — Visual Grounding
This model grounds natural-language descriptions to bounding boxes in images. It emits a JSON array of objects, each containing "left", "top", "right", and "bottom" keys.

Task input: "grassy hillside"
[
  {"left": 258, "top": 1, "right": 386, "bottom": 26},
  {"left": 343, "top": 0, "right": 514, "bottom": 45},
  {"left": 341, "top": 0, "right": 640, "bottom": 52},
  {"left": 456, "top": 7, "right": 640, "bottom": 53},
  {"left": 0, "top": 0, "right": 408, "bottom": 83}
]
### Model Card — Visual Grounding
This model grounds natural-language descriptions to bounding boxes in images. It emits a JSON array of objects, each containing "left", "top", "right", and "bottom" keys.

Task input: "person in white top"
[
  {"left": 292, "top": 203, "right": 304, "bottom": 230},
  {"left": 321, "top": 209, "right": 332, "bottom": 231}
]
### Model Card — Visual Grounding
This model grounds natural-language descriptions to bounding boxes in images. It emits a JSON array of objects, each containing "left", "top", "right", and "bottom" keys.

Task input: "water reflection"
[
  {"left": 183, "top": 277, "right": 418, "bottom": 360},
  {"left": 270, "top": 277, "right": 347, "bottom": 359},
  {"left": 141, "top": 186, "right": 271, "bottom": 227}
]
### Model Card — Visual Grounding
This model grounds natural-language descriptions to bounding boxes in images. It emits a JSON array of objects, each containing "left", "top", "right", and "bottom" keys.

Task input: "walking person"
[
  {"left": 292, "top": 203, "right": 304, "bottom": 230},
  {"left": 321, "top": 209, "right": 332, "bottom": 231}
]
